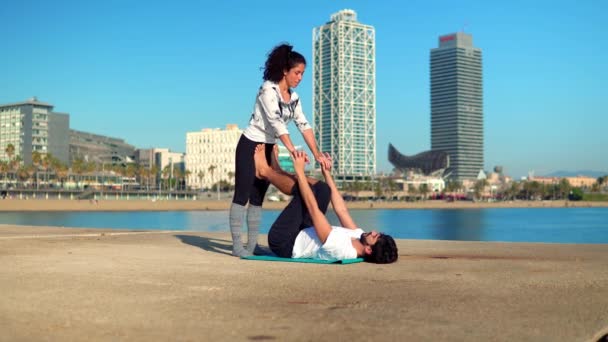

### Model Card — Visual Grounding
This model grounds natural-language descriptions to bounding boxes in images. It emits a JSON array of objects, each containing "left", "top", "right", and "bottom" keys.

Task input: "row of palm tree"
[{"left": 1, "top": 144, "right": 238, "bottom": 192}]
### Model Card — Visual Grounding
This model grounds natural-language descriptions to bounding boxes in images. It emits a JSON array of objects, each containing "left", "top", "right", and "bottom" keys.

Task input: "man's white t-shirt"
[{"left": 292, "top": 226, "right": 364, "bottom": 260}]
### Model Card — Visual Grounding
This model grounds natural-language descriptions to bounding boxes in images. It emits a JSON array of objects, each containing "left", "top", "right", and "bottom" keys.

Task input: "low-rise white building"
[{"left": 186, "top": 124, "right": 241, "bottom": 190}]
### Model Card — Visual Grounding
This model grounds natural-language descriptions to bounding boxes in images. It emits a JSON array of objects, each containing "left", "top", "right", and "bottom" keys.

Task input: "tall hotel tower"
[
  {"left": 431, "top": 32, "right": 483, "bottom": 181},
  {"left": 313, "top": 9, "right": 376, "bottom": 180}
]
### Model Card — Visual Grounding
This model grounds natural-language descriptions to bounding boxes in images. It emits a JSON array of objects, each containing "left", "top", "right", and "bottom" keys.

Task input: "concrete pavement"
[{"left": 1, "top": 225, "right": 607, "bottom": 341}]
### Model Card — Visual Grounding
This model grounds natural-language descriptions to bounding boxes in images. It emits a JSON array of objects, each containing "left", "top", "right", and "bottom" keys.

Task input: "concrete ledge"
[{"left": 1, "top": 226, "right": 607, "bottom": 341}]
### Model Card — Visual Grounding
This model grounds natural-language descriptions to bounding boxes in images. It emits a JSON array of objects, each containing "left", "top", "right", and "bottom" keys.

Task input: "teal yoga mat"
[{"left": 242, "top": 255, "right": 364, "bottom": 264}]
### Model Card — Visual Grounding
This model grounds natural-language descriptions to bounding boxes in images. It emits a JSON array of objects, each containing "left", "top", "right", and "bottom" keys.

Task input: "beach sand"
[
  {"left": 1, "top": 225, "right": 607, "bottom": 341},
  {"left": 1, "top": 198, "right": 607, "bottom": 212}
]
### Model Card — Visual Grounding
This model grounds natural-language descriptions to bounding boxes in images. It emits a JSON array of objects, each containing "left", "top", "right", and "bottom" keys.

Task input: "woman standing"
[{"left": 230, "top": 43, "right": 329, "bottom": 257}]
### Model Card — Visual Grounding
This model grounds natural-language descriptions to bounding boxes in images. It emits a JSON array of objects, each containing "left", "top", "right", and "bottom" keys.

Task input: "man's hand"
[
  {"left": 319, "top": 152, "right": 333, "bottom": 173},
  {"left": 315, "top": 153, "right": 332, "bottom": 171}
]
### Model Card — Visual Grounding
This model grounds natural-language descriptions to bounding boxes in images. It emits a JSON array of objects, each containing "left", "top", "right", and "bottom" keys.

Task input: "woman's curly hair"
[{"left": 263, "top": 43, "right": 306, "bottom": 82}]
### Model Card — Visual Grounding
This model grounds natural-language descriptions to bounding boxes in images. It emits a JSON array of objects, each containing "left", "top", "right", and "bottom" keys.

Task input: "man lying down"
[{"left": 253, "top": 145, "right": 398, "bottom": 263}]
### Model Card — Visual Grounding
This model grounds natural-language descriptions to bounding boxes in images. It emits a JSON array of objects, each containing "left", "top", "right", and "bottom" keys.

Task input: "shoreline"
[{"left": 0, "top": 198, "right": 607, "bottom": 212}]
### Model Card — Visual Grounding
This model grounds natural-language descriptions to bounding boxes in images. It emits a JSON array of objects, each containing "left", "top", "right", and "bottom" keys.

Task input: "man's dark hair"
[
  {"left": 364, "top": 234, "right": 398, "bottom": 264},
  {"left": 263, "top": 43, "right": 306, "bottom": 82}
]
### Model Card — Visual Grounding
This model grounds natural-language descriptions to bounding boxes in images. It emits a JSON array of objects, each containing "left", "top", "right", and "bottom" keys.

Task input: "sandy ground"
[
  {"left": 1, "top": 198, "right": 607, "bottom": 212},
  {"left": 1, "top": 225, "right": 607, "bottom": 341}
]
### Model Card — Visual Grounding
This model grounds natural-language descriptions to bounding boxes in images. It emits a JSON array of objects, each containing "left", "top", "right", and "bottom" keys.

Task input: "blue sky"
[{"left": 1, "top": 0, "right": 606, "bottom": 178}]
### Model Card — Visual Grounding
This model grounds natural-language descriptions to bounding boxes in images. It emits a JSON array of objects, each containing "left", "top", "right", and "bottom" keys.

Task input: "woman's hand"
[{"left": 316, "top": 152, "right": 332, "bottom": 171}]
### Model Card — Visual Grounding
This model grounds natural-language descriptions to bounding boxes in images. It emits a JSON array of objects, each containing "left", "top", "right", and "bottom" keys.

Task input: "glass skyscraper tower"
[
  {"left": 430, "top": 32, "right": 483, "bottom": 181},
  {"left": 313, "top": 9, "right": 376, "bottom": 180}
]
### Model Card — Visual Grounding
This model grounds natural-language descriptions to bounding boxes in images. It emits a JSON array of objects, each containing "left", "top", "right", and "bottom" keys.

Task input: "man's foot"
[
  {"left": 254, "top": 144, "right": 270, "bottom": 178},
  {"left": 270, "top": 145, "right": 281, "bottom": 171}
]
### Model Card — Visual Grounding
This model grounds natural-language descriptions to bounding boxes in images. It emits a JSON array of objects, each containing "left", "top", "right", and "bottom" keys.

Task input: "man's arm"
[
  {"left": 320, "top": 153, "right": 357, "bottom": 229},
  {"left": 292, "top": 151, "right": 332, "bottom": 244}
]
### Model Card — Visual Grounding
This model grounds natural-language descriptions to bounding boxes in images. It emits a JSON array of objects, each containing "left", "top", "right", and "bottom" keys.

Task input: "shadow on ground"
[{"left": 174, "top": 234, "right": 233, "bottom": 256}]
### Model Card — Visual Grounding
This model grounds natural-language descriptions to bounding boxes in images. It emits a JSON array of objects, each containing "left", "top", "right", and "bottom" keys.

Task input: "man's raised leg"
[{"left": 254, "top": 145, "right": 298, "bottom": 195}]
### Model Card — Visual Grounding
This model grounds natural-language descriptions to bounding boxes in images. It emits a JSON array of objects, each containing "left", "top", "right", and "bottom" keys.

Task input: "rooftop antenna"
[{"left": 461, "top": 21, "right": 468, "bottom": 33}]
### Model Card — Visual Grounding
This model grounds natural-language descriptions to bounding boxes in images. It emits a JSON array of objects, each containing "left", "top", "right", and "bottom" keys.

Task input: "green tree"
[
  {"left": 419, "top": 183, "right": 430, "bottom": 201},
  {"left": 5, "top": 143, "right": 15, "bottom": 162},
  {"left": 408, "top": 184, "right": 418, "bottom": 201},
  {"left": 162, "top": 165, "right": 172, "bottom": 190},
  {"left": 71, "top": 158, "right": 86, "bottom": 189},
  {"left": 568, "top": 187, "right": 583, "bottom": 201},
  {"left": 197, "top": 170, "right": 205, "bottom": 190},
  {"left": 227, "top": 171, "right": 235, "bottom": 191},
  {"left": 208, "top": 165, "right": 218, "bottom": 199},
  {"left": 558, "top": 178, "right": 571, "bottom": 200},
  {"left": 473, "top": 179, "right": 488, "bottom": 200},
  {"left": 183, "top": 169, "right": 192, "bottom": 190},
  {"left": 0, "top": 161, "right": 8, "bottom": 186},
  {"left": 32, "top": 151, "right": 42, "bottom": 189}
]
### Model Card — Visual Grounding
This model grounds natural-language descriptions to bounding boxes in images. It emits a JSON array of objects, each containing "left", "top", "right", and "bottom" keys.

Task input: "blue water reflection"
[{"left": 1, "top": 208, "right": 607, "bottom": 244}]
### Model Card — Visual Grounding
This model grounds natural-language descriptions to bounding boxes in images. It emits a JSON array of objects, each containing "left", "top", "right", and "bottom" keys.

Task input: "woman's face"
[{"left": 283, "top": 63, "right": 306, "bottom": 89}]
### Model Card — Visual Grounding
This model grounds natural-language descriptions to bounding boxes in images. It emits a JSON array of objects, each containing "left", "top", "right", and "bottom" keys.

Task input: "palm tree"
[
  {"left": 473, "top": 179, "right": 488, "bottom": 200},
  {"left": 597, "top": 175, "right": 607, "bottom": 190},
  {"left": 0, "top": 161, "right": 8, "bottom": 187},
  {"left": 197, "top": 170, "right": 205, "bottom": 190},
  {"left": 41, "top": 153, "right": 52, "bottom": 188},
  {"left": 150, "top": 165, "right": 159, "bottom": 190},
  {"left": 162, "top": 165, "right": 172, "bottom": 191},
  {"left": 10, "top": 156, "right": 22, "bottom": 186},
  {"left": 32, "top": 151, "right": 42, "bottom": 189},
  {"left": 172, "top": 166, "right": 183, "bottom": 191},
  {"left": 208, "top": 165, "right": 218, "bottom": 199},
  {"left": 71, "top": 158, "right": 86, "bottom": 189},
  {"left": 407, "top": 184, "right": 418, "bottom": 201},
  {"left": 55, "top": 163, "right": 69, "bottom": 189},
  {"left": 5, "top": 144, "right": 15, "bottom": 162},
  {"left": 419, "top": 183, "right": 430, "bottom": 201},
  {"left": 227, "top": 171, "right": 235, "bottom": 191},
  {"left": 17, "top": 165, "right": 32, "bottom": 186},
  {"left": 183, "top": 169, "right": 192, "bottom": 190}
]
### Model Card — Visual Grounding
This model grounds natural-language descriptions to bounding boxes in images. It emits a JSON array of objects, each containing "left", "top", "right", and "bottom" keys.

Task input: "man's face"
[{"left": 360, "top": 230, "right": 381, "bottom": 247}]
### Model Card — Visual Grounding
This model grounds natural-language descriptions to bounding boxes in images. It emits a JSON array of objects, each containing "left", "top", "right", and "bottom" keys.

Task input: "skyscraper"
[
  {"left": 313, "top": 9, "right": 376, "bottom": 180},
  {"left": 430, "top": 32, "right": 483, "bottom": 181}
]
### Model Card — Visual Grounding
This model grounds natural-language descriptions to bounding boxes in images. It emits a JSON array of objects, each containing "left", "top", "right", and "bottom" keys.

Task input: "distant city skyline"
[{"left": 1, "top": 1, "right": 606, "bottom": 179}]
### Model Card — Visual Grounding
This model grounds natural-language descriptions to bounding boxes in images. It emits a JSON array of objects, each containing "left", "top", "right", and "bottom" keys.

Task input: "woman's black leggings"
[{"left": 232, "top": 135, "right": 274, "bottom": 206}]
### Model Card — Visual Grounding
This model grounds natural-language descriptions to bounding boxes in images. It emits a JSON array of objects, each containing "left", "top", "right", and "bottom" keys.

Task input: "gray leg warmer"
[{"left": 229, "top": 203, "right": 250, "bottom": 257}]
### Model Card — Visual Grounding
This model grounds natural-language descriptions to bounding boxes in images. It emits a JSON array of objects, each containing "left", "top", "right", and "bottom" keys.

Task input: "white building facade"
[
  {"left": 313, "top": 9, "right": 376, "bottom": 181},
  {"left": 185, "top": 124, "right": 241, "bottom": 190}
]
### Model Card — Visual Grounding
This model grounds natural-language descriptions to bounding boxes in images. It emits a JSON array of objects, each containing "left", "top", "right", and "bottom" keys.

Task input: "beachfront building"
[
  {"left": 135, "top": 148, "right": 186, "bottom": 179},
  {"left": 185, "top": 124, "right": 241, "bottom": 190},
  {"left": 313, "top": 9, "right": 376, "bottom": 182},
  {"left": 531, "top": 175, "right": 597, "bottom": 188},
  {"left": 0, "top": 97, "right": 70, "bottom": 165},
  {"left": 431, "top": 32, "right": 484, "bottom": 181},
  {"left": 69, "top": 129, "right": 135, "bottom": 165}
]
